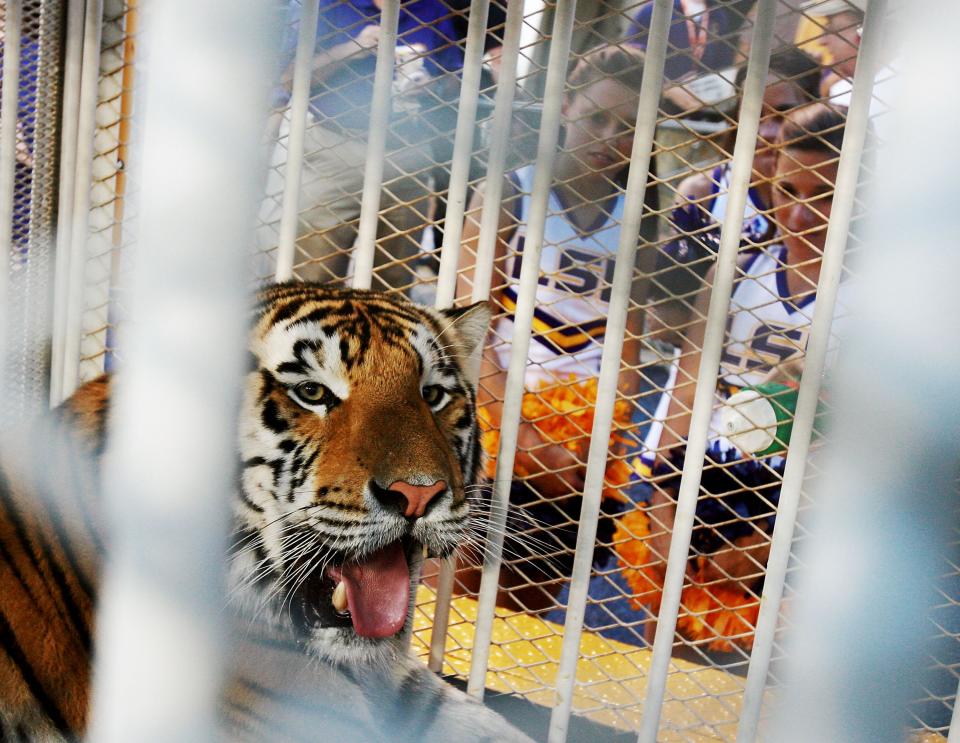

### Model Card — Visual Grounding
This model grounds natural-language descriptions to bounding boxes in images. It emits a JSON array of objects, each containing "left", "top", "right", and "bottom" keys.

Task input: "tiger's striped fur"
[{"left": 0, "top": 284, "right": 533, "bottom": 742}]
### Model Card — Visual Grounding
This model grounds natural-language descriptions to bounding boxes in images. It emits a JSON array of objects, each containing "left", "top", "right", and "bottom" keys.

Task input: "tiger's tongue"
[{"left": 340, "top": 541, "right": 409, "bottom": 638}]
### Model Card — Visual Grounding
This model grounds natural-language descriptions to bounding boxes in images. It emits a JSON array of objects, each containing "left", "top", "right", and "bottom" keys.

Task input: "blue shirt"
[
  {"left": 626, "top": 0, "right": 739, "bottom": 81},
  {"left": 280, "top": 0, "right": 462, "bottom": 130}
]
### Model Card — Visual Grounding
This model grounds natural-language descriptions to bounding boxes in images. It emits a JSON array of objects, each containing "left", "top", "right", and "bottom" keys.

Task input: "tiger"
[{"left": 0, "top": 283, "right": 535, "bottom": 742}]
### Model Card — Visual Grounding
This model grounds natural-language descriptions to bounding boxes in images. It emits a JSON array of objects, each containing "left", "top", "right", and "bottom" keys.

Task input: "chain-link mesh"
[
  {"left": 12, "top": 0, "right": 956, "bottom": 741},
  {"left": 75, "top": 0, "right": 136, "bottom": 385},
  {"left": 2, "top": 0, "right": 63, "bottom": 422}
]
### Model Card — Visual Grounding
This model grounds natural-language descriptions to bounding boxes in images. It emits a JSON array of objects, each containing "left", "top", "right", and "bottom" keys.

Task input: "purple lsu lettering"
[
  {"left": 721, "top": 317, "right": 807, "bottom": 372},
  {"left": 509, "top": 238, "right": 617, "bottom": 300}
]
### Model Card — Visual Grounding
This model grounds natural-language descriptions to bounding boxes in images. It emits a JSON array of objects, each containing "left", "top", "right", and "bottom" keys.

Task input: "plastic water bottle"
[
  {"left": 393, "top": 44, "right": 428, "bottom": 115},
  {"left": 718, "top": 382, "right": 801, "bottom": 457}
]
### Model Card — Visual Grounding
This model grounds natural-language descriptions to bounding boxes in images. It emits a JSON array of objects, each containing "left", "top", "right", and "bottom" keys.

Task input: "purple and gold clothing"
[
  {"left": 626, "top": 0, "right": 741, "bottom": 81},
  {"left": 492, "top": 165, "right": 624, "bottom": 385},
  {"left": 655, "top": 163, "right": 774, "bottom": 296}
]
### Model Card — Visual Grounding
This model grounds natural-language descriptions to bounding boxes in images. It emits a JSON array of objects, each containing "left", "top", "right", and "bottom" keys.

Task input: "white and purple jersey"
[
  {"left": 636, "top": 244, "right": 849, "bottom": 471},
  {"left": 492, "top": 165, "right": 625, "bottom": 386},
  {"left": 705, "top": 163, "right": 775, "bottom": 247}
]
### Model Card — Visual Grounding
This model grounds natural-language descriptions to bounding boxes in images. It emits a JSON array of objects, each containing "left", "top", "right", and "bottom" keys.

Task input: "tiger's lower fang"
[{"left": 332, "top": 581, "right": 348, "bottom": 613}]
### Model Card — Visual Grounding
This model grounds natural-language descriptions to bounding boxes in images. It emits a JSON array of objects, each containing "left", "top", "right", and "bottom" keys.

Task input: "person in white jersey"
[
  {"left": 628, "top": 103, "right": 849, "bottom": 641},
  {"left": 455, "top": 45, "right": 656, "bottom": 612},
  {"left": 653, "top": 47, "right": 821, "bottom": 302}
]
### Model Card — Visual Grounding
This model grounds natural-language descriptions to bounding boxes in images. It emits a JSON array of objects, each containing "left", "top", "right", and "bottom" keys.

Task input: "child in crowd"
[
  {"left": 455, "top": 45, "right": 655, "bottom": 613},
  {"left": 616, "top": 102, "right": 849, "bottom": 649}
]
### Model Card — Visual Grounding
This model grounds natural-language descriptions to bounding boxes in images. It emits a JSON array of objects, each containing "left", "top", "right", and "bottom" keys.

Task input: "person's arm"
[
  {"left": 619, "top": 235, "right": 661, "bottom": 402},
  {"left": 672, "top": 170, "right": 716, "bottom": 217},
  {"left": 280, "top": 24, "right": 381, "bottom": 90},
  {"left": 656, "top": 262, "right": 712, "bottom": 458},
  {"left": 457, "top": 178, "right": 588, "bottom": 497}
]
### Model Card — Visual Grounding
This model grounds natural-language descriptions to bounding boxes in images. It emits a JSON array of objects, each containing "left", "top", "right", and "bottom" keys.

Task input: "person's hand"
[
  {"left": 643, "top": 485, "right": 677, "bottom": 583},
  {"left": 513, "top": 421, "right": 585, "bottom": 498},
  {"left": 690, "top": 530, "right": 771, "bottom": 593},
  {"left": 653, "top": 438, "right": 686, "bottom": 474},
  {"left": 282, "top": 24, "right": 382, "bottom": 90},
  {"left": 355, "top": 24, "right": 381, "bottom": 51}
]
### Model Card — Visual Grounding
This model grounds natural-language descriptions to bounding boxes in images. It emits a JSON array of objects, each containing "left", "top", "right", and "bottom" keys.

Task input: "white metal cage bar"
[
  {"left": 274, "top": 0, "right": 320, "bottom": 284},
  {"left": 466, "top": 0, "right": 523, "bottom": 304},
  {"left": 86, "top": 0, "right": 277, "bottom": 739},
  {"left": 428, "top": 0, "right": 526, "bottom": 674},
  {"left": 950, "top": 676, "right": 960, "bottom": 742},
  {"left": 48, "top": 0, "right": 86, "bottom": 406},
  {"left": 467, "top": 0, "right": 578, "bottom": 700},
  {"left": 765, "top": 2, "right": 959, "bottom": 735},
  {"left": 425, "top": 0, "right": 492, "bottom": 673},
  {"left": 433, "top": 0, "right": 490, "bottom": 309},
  {"left": 735, "top": 2, "right": 889, "bottom": 740},
  {"left": 546, "top": 1, "right": 673, "bottom": 741},
  {"left": 637, "top": 1, "right": 778, "bottom": 740},
  {"left": 57, "top": 0, "right": 104, "bottom": 403},
  {"left": 351, "top": 0, "right": 399, "bottom": 290}
]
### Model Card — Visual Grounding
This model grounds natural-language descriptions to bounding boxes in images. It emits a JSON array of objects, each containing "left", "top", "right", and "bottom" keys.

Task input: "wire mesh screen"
[
  {"left": 2, "top": 0, "right": 63, "bottom": 422},
  {"left": 8, "top": 0, "right": 957, "bottom": 742},
  {"left": 75, "top": 0, "right": 136, "bottom": 385}
]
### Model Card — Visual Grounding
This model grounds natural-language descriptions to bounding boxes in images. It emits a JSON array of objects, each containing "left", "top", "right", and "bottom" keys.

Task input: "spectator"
[
  {"left": 616, "top": 103, "right": 848, "bottom": 649},
  {"left": 261, "top": 0, "right": 463, "bottom": 290},
  {"left": 625, "top": 0, "right": 756, "bottom": 113},
  {"left": 454, "top": 45, "right": 653, "bottom": 612},
  {"left": 654, "top": 47, "right": 821, "bottom": 301},
  {"left": 802, "top": 0, "right": 866, "bottom": 106}
]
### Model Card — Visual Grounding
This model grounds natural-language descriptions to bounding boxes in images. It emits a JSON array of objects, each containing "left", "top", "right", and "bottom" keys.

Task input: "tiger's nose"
[{"left": 386, "top": 480, "right": 448, "bottom": 519}]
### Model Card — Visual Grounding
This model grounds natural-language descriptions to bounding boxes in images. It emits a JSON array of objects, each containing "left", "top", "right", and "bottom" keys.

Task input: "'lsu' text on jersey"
[
  {"left": 493, "top": 165, "right": 624, "bottom": 385},
  {"left": 719, "top": 245, "right": 848, "bottom": 396}
]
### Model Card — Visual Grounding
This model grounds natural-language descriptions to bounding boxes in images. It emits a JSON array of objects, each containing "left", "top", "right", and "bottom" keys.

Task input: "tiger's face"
[{"left": 232, "top": 284, "right": 490, "bottom": 665}]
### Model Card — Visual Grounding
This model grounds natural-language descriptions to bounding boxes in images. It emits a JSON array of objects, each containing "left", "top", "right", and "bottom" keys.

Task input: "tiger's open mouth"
[{"left": 290, "top": 537, "right": 418, "bottom": 639}]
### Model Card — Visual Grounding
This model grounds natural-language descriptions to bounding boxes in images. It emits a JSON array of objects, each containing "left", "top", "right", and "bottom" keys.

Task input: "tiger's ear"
[{"left": 439, "top": 301, "right": 492, "bottom": 359}]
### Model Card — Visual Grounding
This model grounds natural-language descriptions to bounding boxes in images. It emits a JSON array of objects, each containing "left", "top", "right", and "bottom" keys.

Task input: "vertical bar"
[
  {"left": 546, "top": 1, "right": 673, "bottom": 740},
  {"left": 351, "top": 0, "right": 399, "bottom": 290},
  {"left": 636, "top": 2, "right": 777, "bottom": 740},
  {"left": 274, "top": 0, "right": 320, "bottom": 283},
  {"left": 85, "top": 0, "right": 277, "bottom": 740},
  {"left": 0, "top": 0, "right": 22, "bottom": 380},
  {"left": 59, "top": 0, "right": 104, "bottom": 401},
  {"left": 765, "top": 4, "right": 958, "bottom": 739},
  {"left": 428, "top": 0, "right": 523, "bottom": 673},
  {"left": 466, "top": 0, "right": 578, "bottom": 700},
  {"left": 949, "top": 677, "right": 960, "bottom": 743},
  {"left": 734, "top": 3, "right": 887, "bottom": 741},
  {"left": 517, "top": 0, "right": 545, "bottom": 90},
  {"left": 427, "top": 555, "right": 456, "bottom": 672},
  {"left": 433, "top": 0, "right": 490, "bottom": 308},
  {"left": 49, "top": 0, "right": 86, "bottom": 406},
  {"left": 470, "top": 0, "right": 523, "bottom": 302},
  {"left": 110, "top": 0, "right": 138, "bottom": 249},
  {"left": 104, "top": 1, "right": 139, "bottom": 376}
]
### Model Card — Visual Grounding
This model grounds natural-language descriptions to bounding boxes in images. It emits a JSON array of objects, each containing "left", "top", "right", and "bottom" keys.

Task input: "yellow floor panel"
[
  {"left": 413, "top": 586, "right": 748, "bottom": 741},
  {"left": 412, "top": 587, "right": 949, "bottom": 742}
]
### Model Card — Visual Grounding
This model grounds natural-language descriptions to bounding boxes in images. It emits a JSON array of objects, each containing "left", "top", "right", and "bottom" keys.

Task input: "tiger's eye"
[
  {"left": 422, "top": 385, "right": 445, "bottom": 407},
  {"left": 293, "top": 381, "right": 332, "bottom": 406}
]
